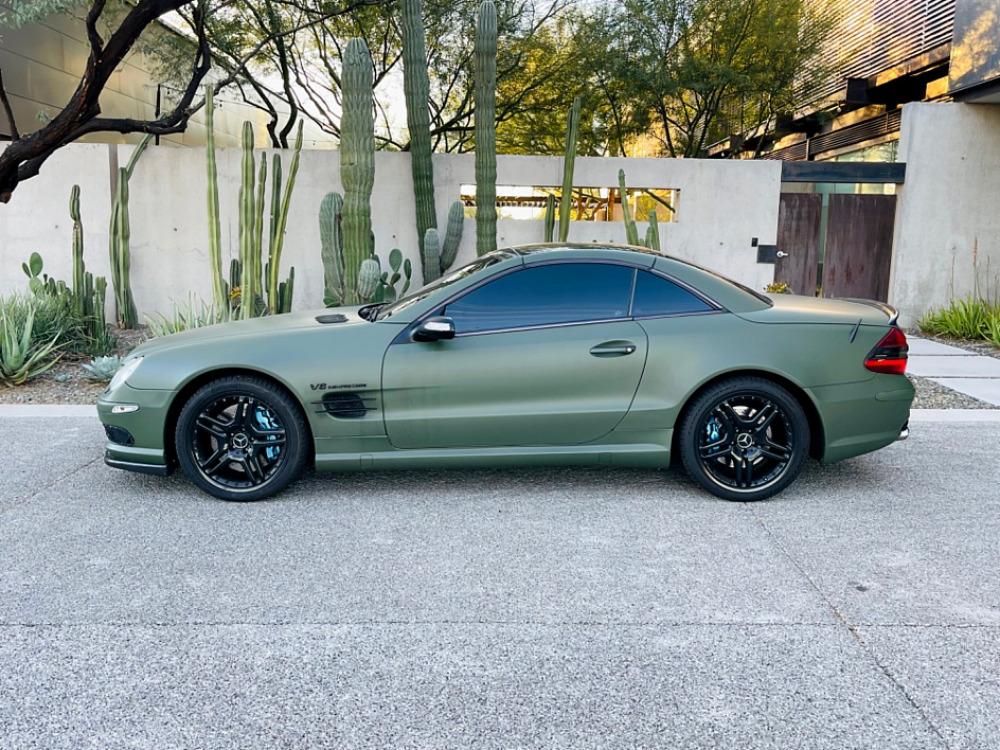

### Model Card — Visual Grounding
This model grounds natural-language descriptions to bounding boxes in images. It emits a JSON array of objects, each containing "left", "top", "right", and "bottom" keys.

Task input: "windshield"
[{"left": 375, "top": 251, "right": 515, "bottom": 320}]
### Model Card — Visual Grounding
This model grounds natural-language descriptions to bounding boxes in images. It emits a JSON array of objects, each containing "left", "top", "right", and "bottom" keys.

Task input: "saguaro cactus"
[
  {"left": 558, "top": 96, "right": 581, "bottom": 242},
  {"left": 543, "top": 193, "right": 555, "bottom": 242},
  {"left": 266, "top": 121, "right": 304, "bottom": 314},
  {"left": 341, "top": 37, "right": 376, "bottom": 283},
  {"left": 320, "top": 192, "right": 347, "bottom": 306},
  {"left": 204, "top": 86, "right": 227, "bottom": 318},
  {"left": 440, "top": 200, "right": 464, "bottom": 274},
  {"left": 237, "top": 122, "right": 258, "bottom": 319},
  {"left": 618, "top": 169, "right": 640, "bottom": 246},
  {"left": 400, "top": 0, "right": 438, "bottom": 261},
  {"left": 108, "top": 135, "right": 151, "bottom": 329},
  {"left": 69, "top": 185, "right": 86, "bottom": 317},
  {"left": 422, "top": 227, "right": 442, "bottom": 284},
  {"left": 357, "top": 257, "right": 381, "bottom": 302},
  {"left": 474, "top": 0, "right": 497, "bottom": 256},
  {"left": 645, "top": 208, "right": 661, "bottom": 252}
]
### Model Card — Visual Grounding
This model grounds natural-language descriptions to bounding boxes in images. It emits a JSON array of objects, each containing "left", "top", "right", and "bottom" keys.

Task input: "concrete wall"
[
  {"left": 0, "top": 145, "right": 780, "bottom": 317},
  {"left": 889, "top": 102, "right": 1000, "bottom": 323}
]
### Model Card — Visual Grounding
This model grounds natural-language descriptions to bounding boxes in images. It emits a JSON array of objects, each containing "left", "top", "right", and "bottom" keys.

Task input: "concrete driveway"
[{"left": 1, "top": 410, "right": 999, "bottom": 749}]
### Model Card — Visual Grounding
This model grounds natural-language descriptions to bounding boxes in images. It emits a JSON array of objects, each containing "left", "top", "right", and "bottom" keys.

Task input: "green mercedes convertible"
[{"left": 98, "top": 244, "right": 913, "bottom": 502}]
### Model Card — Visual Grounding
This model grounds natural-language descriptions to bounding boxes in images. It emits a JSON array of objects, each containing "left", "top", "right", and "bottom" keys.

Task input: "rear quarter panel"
[{"left": 618, "top": 312, "right": 908, "bottom": 460}]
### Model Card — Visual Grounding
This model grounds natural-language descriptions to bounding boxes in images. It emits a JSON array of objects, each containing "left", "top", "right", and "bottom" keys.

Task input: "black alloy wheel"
[
  {"left": 175, "top": 375, "right": 309, "bottom": 501},
  {"left": 680, "top": 376, "right": 809, "bottom": 502}
]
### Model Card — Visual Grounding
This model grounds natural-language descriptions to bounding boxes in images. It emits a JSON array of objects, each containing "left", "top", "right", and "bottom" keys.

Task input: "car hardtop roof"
[{"left": 506, "top": 242, "right": 662, "bottom": 258}]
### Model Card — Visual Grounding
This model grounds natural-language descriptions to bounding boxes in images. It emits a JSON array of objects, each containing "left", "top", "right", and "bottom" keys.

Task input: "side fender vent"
[{"left": 318, "top": 392, "right": 372, "bottom": 419}]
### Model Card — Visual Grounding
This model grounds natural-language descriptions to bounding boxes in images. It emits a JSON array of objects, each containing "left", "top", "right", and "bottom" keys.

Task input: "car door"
[{"left": 381, "top": 262, "right": 648, "bottom": 449}]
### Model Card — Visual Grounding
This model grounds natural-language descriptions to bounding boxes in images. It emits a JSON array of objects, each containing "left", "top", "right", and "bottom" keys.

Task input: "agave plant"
[
  {"left": 81, "top": 355, "right": 124, "bottom": 383},
  {"left": 146, "top": 295, "right": 226, "bottom": 338},
  {"left": 0, "top": 305, "right": 63, "bottom": 386}
]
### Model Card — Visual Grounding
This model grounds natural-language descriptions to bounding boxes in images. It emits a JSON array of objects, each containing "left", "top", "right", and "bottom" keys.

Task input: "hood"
[
  {"left": 739, "top": 294, "right": 896, "bottom": 326},
  {"left": 131, "top": 307, "right": 369, "bottom": 356}
]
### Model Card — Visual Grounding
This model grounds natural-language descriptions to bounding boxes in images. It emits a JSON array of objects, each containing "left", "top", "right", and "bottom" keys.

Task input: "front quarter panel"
[{"left": 102, "top": 319, "right": 405, "bottom": 464}]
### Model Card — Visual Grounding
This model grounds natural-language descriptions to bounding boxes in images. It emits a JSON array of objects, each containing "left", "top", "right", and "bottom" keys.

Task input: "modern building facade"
[{"left": 708, "top": 0, "right": 1000, "bottom": 162}]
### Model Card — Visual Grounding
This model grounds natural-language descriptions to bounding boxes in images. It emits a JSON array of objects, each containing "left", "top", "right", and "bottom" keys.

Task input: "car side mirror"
[{"left": 412, "top": 316, "right": 456, "bottom": 342}]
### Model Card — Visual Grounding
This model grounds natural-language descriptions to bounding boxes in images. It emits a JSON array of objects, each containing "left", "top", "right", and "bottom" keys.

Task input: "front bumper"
[{"left": 97, "top": 383, "right": 174, "bottom": 473}]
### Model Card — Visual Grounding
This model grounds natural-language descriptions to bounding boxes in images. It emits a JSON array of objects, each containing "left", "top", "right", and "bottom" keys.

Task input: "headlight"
[{"left": 109, "top": 356, "right": 143, "bottom": 391}]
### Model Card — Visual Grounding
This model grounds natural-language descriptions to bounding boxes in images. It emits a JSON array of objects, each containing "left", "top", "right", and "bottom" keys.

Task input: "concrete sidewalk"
[{"left": 908, "top": 336, "right": 1000, "bottom": 405}]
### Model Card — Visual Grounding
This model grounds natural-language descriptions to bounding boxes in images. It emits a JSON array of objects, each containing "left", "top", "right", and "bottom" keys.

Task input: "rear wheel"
[
  {"left": 679, "top": 377, "right": 809, "bottom": 502},
  {"left": 175, "top": 375, "right": 309, "bottom": 501}
]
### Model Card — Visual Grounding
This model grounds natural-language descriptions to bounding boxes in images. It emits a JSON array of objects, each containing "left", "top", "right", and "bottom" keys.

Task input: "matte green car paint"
[{"left": 98, "top": 244, "right": 912, "bottom": 474}]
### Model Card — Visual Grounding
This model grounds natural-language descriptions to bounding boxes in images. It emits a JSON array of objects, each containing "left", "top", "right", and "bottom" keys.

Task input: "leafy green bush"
[
  {"left": 146, "top": 295, "right": 225, "bottom": 338},
  {"left": 919, "top": 296, "right": 1000, "bottom": 346},
  {"left": 0, "top": 296, "right": 65, "bottom": 385}
]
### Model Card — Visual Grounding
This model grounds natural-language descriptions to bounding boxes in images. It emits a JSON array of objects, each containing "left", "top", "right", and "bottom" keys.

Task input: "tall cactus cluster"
[
  {"left": 474, "top": 0, "right": 497, "bottom": 256},
  {"left": 108, "top": 134, "right": 151, "bottom": 329},
  {"left": 68, "top": 186, "right": 112, "bottom": 353},
  {"left": 618, "top": 169, "right": 663, "bottom": 251},
  {"left": 235, "top": 121, "right": 302, "bottom": 319},
  {"left": 558, "top": 96, "right": 582, "bottom": 242},
  {"left": 204, "top": 92, "right": 302, "bottom": 320},
  {"left": 319, "top": 38, "right": 414, "bottom": 307}
]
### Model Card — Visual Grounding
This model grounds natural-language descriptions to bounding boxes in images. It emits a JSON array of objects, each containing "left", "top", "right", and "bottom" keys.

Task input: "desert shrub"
[
  {"left": 146, "top": 295, "right": 225, "bottom": 337},
  {"left": 0, "top": 294, "right": 66, "bottom": 385},
  {"left": 918, "top": 297, "right": 999, "bottom": 340}
]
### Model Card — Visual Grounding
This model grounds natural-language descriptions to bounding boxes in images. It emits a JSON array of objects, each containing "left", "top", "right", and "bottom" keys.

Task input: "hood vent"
[{"left": 316, "top": 313, "right": 348, "bottom": 324}]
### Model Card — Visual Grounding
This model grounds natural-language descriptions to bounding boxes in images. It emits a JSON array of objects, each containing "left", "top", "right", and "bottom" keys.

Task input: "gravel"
[{"left": 909, "top": 375, "right": 998, "bottom": 409}]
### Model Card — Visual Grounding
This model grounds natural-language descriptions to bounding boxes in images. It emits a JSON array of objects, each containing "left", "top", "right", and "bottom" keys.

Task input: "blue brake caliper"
[
  {"left": 254, "top": 406, "right": 281, "bottom": 461},
  {"left": 705, "top": 417, "right": 722, "bottom": 443}
]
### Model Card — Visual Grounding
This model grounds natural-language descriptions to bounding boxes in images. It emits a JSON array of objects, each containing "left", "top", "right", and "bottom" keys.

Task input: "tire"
[
  {"left": 174, "top": 375, "right": 310, "bottom": 501},
  {"left": 679, "top": 376, "right": 809, "bottom": 502}
]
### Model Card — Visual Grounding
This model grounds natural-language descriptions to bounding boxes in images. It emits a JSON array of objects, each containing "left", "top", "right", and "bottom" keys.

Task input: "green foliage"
[
  {"left": 0, "top": 0, "right": 83, "bottom": 26},
  {"left": 81, "top": 355, "right": 124, "bottom": 383},
  {"left": 764, "top": 281, "right": 791, "bottom": 294},
  {"left": 558, "top": 96, "right": 581, "bottom": 242},
  {"left": 918, "top": 297, "right": 1000, "bottom": 342},
  {"left": 474, "top": 0, "right": 498, "bottom": 255},
  {"left": 146, "top": 294, "right": 226, "bottom": 338},
  {"left": 0, "top": 295, "right": 64, "bottom": 386}
]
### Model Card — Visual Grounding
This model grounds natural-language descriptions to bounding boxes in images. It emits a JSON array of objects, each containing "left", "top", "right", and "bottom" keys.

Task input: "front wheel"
[
  {"left": 175, "top": 375, "right": 310, "bottom": 501},
  {"left": 679, "top": 376, "right": 809, "bottom": 502}
]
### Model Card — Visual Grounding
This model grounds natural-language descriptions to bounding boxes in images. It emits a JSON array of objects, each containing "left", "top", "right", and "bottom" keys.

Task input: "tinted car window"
[
  {"left": 446, "top": 263, "right": 634, "bottom": 333},
  {"left": 632, "top": 271, "right": 714, "bottom": 317}
]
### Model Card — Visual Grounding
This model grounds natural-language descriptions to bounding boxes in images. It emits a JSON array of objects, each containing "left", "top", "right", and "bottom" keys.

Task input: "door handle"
[
  {"left": 776, "top": 250, "right": 789, "bottom": 258},
  {"left": 589, "top": 341, "right": 637, "bottom": 358}
]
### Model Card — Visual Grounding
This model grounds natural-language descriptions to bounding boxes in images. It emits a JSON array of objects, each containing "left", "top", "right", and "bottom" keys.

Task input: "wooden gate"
[{"left": 773, "top": 192, "right": 897, "bottom": 301}]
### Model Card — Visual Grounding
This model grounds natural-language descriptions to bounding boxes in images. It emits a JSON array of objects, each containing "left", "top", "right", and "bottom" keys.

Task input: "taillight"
[{"left": 865, "top": 327, "right": 908, "bottom": 375}]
